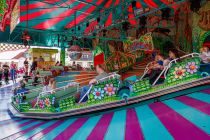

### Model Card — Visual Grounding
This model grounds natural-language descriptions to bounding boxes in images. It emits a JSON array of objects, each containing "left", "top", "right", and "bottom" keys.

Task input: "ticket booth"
[{"left": 29, "top": 48, "right": 59, "bottom": 70}]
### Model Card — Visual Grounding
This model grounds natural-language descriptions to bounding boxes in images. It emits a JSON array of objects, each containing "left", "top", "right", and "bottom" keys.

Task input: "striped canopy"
[{"left": 17, "top": 0, "right": 184, "bottom": 35}]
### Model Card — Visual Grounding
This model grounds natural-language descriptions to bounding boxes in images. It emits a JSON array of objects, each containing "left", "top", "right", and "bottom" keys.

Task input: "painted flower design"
[
  {"left": 44, "top": 98, "right": 51, "bottom": 107},
  {"left": 186, "top": 62, "right": 198, "bottom": 74},
  {"left": 173, "top": 66, "right": 186, "bottom": 79},
  {"left": 92, "top": 88, "right": 105, "bottom": 100},
  {"left": 104, "top": 84, "right": 116, "bottom": 96},
  {"left": 38, "top": 100, "right": 45, "bottom": 109}
]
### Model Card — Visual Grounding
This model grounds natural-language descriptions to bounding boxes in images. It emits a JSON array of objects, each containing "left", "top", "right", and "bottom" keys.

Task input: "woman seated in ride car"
[
  {"left": 199, "top": 46, "right": 210, "bottom": 72},
  {"left": 163, "top": 49, "right": 180, "bottom": 66},
  {"left": 42, "top": 76, "right": 57, "bottom": 94},
  {"left": 200, "top": 47, "right": 210, "bottom": 64}
]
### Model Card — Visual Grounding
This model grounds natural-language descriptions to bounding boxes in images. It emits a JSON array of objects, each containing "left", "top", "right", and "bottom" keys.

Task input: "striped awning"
[
  {"left": 18, "top": 0, "right": 184, "bottom": 33},
  {"left": 1, "top": 0, "right": 185, "bottom": 33}
]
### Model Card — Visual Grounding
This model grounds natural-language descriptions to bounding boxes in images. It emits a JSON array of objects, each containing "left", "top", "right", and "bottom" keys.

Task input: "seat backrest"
[
  {"left": 165, "top": 57, "right": 201, "bottom": 84},
  {"left": 88, "top": 74, "right": 121, "bottom": 101},
  {"left": 51, "top": 66, "right": 64, "bottom": 71}
]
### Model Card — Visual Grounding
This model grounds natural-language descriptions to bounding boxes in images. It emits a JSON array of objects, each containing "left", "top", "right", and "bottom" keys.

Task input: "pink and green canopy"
[{"left": 1, "top": 0, "right": 185, "bottom": 34}]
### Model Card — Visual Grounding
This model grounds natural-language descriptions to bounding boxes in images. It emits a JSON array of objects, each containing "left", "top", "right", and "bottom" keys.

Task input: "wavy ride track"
[{"left": 0, "top": 84, "right": 210, "bottom": 140}]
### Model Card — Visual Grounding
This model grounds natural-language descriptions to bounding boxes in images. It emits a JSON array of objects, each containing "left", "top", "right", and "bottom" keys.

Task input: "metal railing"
[
  {"left": 78, "top": 72, "right": 121, "bottom": 103},
  {"left": 139, "top": 53, "right": 200, "bottom": 86},
  {"left": 163, "top": 53, "right": 200, "bottom": 79}
]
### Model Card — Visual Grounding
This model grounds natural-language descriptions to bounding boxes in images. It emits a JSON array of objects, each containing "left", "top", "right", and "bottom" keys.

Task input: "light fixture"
[
  {"left": 86, "top": 22, "right": 89, "bottom": 27},
  {"left": 132, "top": 1, "right": 136, "bottom": 8},
  {"left": 97, "top": 17, "right": 100, "bottom": 23}
]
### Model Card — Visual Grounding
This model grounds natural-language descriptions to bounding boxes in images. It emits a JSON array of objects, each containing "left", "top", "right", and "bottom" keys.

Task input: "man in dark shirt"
[{"left": 3, "top": 63, "right": 9, "bottom": 84}]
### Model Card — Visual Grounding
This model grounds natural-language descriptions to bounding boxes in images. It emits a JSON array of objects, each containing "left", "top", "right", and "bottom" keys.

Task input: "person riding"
[
  {"left": 200, "top": 46, "right": 210, "bottom": 64},
  {"left": 146, "top": 54, "right": 164, "bottom": 84},
  {"left": 15, "top": 82, "right": 29, "bottom": 95},
  {"left": 163, "top": 49, "right": 180, "bottom": 66},
  {"left": 42, "top": 76, "right": 56, "bottom": 94},
  {"left": 199, "top": 46, "right": 210, "bottom": 72},
  {"left": 32, "top": 71, "right": 40, "bottom": 86},
  {"left": 78, "top": 53, "right": 108, "bottom": 102},
  {"left": 30, "top": 60, "right": 37, "bottom": 79}
]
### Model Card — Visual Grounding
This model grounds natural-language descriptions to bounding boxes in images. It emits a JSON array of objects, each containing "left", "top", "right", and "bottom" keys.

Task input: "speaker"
[
  {"left": 139, "top": 16, "right": 147, "bottom": 27},
  {"left": 161, "top": 8, "right": 171, "bottom": 20},
  {"left": 190, "top": 0, "right": 201, "bottom": 12},
  {"left": 97, "top": 17, "right": 100, "bottom": 23},
  {"left": 122, "top": 21, "right": 130, "bottom": 31},
  {"left": 132, "top": 1, "right": 136, "bottom": 8},
  {"left": 86, "top": 22, "right": 89, "bottom": 27}
]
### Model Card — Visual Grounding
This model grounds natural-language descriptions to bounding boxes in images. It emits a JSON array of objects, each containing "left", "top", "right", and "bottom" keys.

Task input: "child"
[
  {"left": 147, "top": 54, "right": 164, "bottom": 84},
  {"left": 32, "top": 71, "right": 40, "bottom": 86}
]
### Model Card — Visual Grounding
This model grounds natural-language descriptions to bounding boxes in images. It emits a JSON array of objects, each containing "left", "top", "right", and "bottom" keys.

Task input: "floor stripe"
[
  {"left": 71, "top": 115, "right": 102, "bottom": 140},
  {"left": 40, "top": 119, "right": 76, "bottom": 140},
  {"left": 187, "top": 92, "right": 210, "bottom": 104},
  {"left": 135, "top": 105, "right": 174, "bottom": 140},
  {"left": 16, "top": 121, "right": 57, "bottom": 140},
  {"left": 201, "top": 89, "right": 210, "bottom": 94},
  {"left": 0, "top": 118, "right": 21, "bottom": 125},
  {"left": 1, "top": 121, "right": 42, "bottom": 140},
  {"left": 104, "top": 110, "right": 126, "bottom": 140},
  {"left": 164, "top": 99, "right": 210, "bottom": 134},
  {"left": 125, "top": 108, "right": 144, "bottom": 140},
  {"left": 0, "top": 119, "right": 33, "bottom": 137},
  {"left": 87, "top": 113, "right": 114, "bottom": 140},
  {"left": 149, "top": 102, "right": 210, "bottom": 140},
  {"left": 28, "top": 120, "right": 64, "bottom": 140},
  {"left": 3, "top": 121, "right": 47, "bottom": 140},
  {"left": 18, "top": 120, "right": 36, "bottom": 127},
  {"left": 53, "top": 118, "right": 88, "bottom": 140},
  {"left": 0, "top": 118, "right": 29, "bottom": 126},
  {"left": 176, "top": 96, "right": 210, "bottom": 115}
]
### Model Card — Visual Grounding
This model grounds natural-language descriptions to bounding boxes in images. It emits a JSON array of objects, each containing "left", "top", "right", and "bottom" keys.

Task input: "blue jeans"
[{"left": 79, "top": 85, "right": 90, "bottom": 102}]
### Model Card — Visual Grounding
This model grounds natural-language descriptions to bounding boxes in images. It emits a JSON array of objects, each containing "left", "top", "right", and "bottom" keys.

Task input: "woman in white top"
[
  {"left": 200, "top": 47, "right": 210, "bottom": 64},
  {"left": 42, "top": 76, "right": 56, "bottom": 94}
]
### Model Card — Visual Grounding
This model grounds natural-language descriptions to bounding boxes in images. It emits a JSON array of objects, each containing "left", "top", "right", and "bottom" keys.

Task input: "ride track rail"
[{"left": 9, "top": 76, "right": 210, "bottom": 119}]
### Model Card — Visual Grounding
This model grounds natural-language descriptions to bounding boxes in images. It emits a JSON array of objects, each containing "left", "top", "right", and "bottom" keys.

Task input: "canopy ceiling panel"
[{"left": 1, "top": 0, "right": 185, "bottom": 34}]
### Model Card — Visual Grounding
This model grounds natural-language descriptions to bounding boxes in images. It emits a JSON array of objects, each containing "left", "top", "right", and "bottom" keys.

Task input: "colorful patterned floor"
[{"left": 0, "top": 87, "right": 210, "bottom": 140}]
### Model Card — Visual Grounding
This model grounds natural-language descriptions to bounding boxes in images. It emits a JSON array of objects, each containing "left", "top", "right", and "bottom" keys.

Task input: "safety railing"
[
  {"left": 139, "top": 62, "right": 153, "bottom": 80},
  {"left": 163, "top": 53, "right": 200, "bottom": 79},
  {"left": 139, "top": 53, "right": 200, "bottom": 86},
  {"left": 78, "top": 72, "right": 121, "bottom": 103}
]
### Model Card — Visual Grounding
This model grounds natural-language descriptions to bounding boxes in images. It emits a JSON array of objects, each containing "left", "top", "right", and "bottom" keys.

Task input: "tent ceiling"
[{"left": 17, "top": 0, "right": 184, "bottom": 35}]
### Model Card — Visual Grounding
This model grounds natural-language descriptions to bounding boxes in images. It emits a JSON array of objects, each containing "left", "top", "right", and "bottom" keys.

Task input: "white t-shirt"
[
  {"left": 200, "top": 52, "right": 210, "bottom": 63},
  {"left": 42, "top": 86, "right": 52, "bottom": 93}
]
